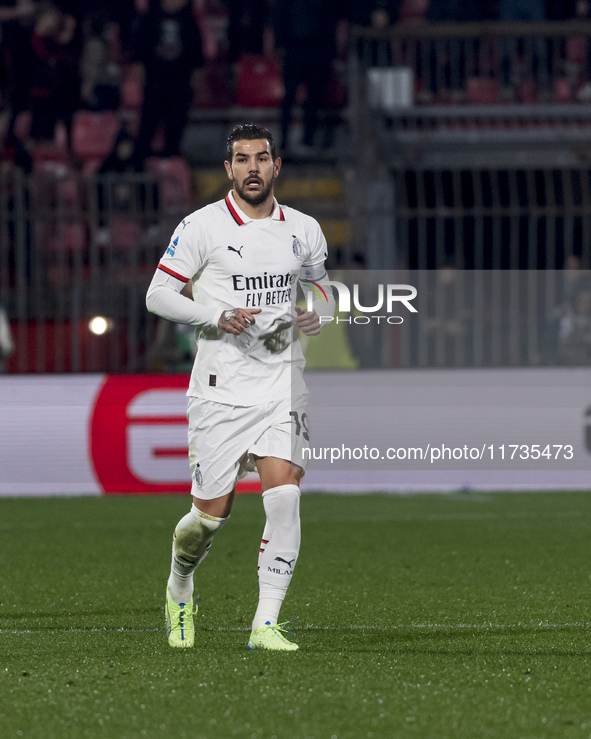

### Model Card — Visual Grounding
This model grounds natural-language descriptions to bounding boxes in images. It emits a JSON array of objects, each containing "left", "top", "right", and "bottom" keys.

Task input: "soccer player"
[{"left": 146, "top": 122, "right": 335, "bottom": 651}]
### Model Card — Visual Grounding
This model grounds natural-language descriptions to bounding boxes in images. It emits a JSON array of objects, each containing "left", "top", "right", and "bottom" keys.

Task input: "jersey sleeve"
[
  {"left": 157, "top": 216, "right": 205, "bottom": 284},
  {"left": 298, "top": 264, "right": 335, "bottom": 320},
  {"left": 146, "top": 216, "right": 223, "bottom": 328},
  {"left": 301, "top": 218, "right": 328, "bottom": 268}
]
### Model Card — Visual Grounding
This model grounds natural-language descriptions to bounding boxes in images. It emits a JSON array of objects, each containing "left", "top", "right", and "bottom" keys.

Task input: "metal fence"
[
  {"left": 2, "top": 168, "right": 591, "bottom": 373},
  {"left": 394, "top": 167, "right": 591, "bottom": 270},
  {"left": 341, "top": 165, "right": 591, "bottom": 369},
  {"left": 330, "top": 269, "right": 591, "bottom": 370},
  {"left": 353, "top": 20, "right": 591, "bottom": 105},
  {"left": 0, "top": 169, "right": 188, "bottom": 373}
]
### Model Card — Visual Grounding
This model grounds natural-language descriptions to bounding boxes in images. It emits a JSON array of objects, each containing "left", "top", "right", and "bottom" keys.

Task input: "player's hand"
[
  {"left": 295, "top": 305, "right": 321, "bottom": 336},
  {"left": 218, "top": 308, "right": 261, "bottom": 335}
]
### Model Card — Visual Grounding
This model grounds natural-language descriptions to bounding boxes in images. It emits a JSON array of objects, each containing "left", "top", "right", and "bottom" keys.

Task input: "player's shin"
[
  {"left": 252, "top": 484, "right": 301, "bottom": 630},
  {"left": 167, "top": 504, "right": 228, "bottom": 604}
]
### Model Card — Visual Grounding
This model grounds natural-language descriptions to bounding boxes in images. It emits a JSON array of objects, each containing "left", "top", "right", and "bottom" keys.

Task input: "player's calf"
[
  {"left": 166, "top": 504, "right": 227, "bottom": 648},
  {"left": 250, "top": 484, "right": 301, "bottom": 648}
]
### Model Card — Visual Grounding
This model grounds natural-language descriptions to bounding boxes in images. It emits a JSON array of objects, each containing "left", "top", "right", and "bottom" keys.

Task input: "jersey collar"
[{"left": 225, "top": 190, "right": 285, "bottom": 225}]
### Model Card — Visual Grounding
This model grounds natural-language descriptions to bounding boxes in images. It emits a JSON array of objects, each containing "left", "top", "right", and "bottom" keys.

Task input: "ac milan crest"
[{"left": 292, "top": 235, "right": 303, "bottom": 258}]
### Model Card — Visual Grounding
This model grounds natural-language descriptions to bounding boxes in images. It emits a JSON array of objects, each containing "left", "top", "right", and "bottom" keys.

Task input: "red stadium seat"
[
  {"left": 120, "top": 66, "right": 144, "bottom": 111},
  {"left": 516, "top": 78, "right": 538, "bottom": 103},
  {"left": 399, "top": 0, "right": 428, "bottom": 23},
  {"left": 146, "top": 156, "right": 193, "bottom": 211},
  {"left": 192, "top": 65, "right": 233, "bottom": 108},
  {"left": 554, "top": 77, "right": 572, "bottom": 103},
  {"left": 32, "top": 151, "right": 70, "bottom": 174},
  {"left": 197, "top": 12, "right": 219, "bottom": 62},
  {"left": 325, "top": 62, "right": 348, "bottom": 109},
  {"left": 566, "top": 36, "right": 587, "bottom": 66},
  {"left": 36, "top": 222, "right": 88, "bottom": 254},
  {"left": 81, "top": 158, "right": 102, "bottom": 177},
  {"left": 466, "top": 78, "right": 499, "bottom": 104},
  {"left": 236, "top": 54, "right": 283, "bottom": 108},
  {"left": 5, "top": 318, "right": 127, "bottom": 372},
  {"left": 13, "top": 110, "right": 31, "bottom": 139},
  {"left": 72, "top": 111, "right": 119, "bottom": 160},
  {"left": 110, "top": 218, "right": 144, "bottom": 249}
]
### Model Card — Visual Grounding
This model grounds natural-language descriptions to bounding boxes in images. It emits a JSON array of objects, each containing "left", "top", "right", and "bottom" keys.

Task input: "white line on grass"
[{"left": 1, "top": 622, "right": 589, "bottom": 635}]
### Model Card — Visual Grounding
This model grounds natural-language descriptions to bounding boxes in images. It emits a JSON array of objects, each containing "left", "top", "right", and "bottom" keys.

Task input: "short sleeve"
[
  {"left": 157, "top": 215, "right": 206, "bottom": 284},
  {"left": 302, "top": 218, "right": 328, "bottom": 268}
]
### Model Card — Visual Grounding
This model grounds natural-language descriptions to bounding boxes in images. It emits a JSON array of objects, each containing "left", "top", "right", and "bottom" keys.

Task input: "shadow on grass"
[{"left": 302, "top": 625, "right": 591, "bottom": 657}]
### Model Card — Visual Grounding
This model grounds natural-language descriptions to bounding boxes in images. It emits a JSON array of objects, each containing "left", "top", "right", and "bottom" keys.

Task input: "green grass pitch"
[{"left": 1, "top": 492, "right": 591, "bottom": 738}]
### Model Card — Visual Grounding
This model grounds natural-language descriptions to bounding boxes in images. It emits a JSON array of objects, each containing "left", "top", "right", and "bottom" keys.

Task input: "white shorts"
[{"left": 187, "top": 393, "right": 309, "bottom": 499}]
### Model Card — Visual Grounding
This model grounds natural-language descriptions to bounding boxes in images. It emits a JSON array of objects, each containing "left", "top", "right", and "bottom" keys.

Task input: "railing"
[
  {"left": 2, "top": 169, "right": 591, "bottom": 372},
  {"left": 394, "top": 167, "right": 591, "bottom": 270},
  {"left": 0, "top": 170, "right": 188, "bottom": 373},
  {"left": 352, "top": 20, "right": 591, "bottom": 106}
]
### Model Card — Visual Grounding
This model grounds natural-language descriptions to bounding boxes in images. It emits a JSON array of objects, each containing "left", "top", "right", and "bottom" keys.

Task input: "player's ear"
[
  {"left": 273, "top": 157, "right": 282, "bottom": 179},
  {"left": 224, "top": 160, "right": 233, "bottom": 180}
]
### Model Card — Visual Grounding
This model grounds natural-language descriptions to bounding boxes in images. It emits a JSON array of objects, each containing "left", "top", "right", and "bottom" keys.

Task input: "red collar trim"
[
  {"left": 226, "top": 193, "right": 285, "bottom": 224},
  {"left": 225, "top": 195, "right": 245, "bottom": 226}
]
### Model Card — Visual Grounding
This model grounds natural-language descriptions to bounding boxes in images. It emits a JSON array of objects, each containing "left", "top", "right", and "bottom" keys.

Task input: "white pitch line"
[{"left": 3, "top": 623, "right": 588, "bottom": 636}]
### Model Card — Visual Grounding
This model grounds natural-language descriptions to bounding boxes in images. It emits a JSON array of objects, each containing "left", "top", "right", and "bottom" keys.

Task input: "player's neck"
[{"left": 232, "top": 189, "right": 275, "bottom": 220}]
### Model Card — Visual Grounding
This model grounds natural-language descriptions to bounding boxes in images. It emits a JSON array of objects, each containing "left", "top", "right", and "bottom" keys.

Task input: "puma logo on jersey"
[{"left": 227, "top": 245, "right": 244, "bottom": 258}]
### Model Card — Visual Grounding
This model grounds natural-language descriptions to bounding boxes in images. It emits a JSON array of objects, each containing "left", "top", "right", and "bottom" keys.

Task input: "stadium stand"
[{"left": 4, "top": 3, "right": 591, "bottom": 373}]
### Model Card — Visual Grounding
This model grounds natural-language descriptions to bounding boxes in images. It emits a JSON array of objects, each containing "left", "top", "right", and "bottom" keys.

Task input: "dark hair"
[{"left": 226, "top": 123, "right": 276, "bottom": 161}]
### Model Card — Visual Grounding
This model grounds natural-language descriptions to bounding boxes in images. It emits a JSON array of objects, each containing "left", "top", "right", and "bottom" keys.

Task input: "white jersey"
[{"left": 156, "top": 191, "right": 328, "bottom": 406}]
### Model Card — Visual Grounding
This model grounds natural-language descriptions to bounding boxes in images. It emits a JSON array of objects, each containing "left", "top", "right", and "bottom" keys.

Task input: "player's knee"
[{"left": 173, "top": 504, "right": 227, "bottom": 563}]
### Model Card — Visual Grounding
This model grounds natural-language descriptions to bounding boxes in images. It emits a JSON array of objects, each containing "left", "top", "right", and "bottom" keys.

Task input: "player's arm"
[
  {"left": 146, "top": 267, "right": 221, "bottom": 327},
  {"left": 297, "top": 263, "right": 336, "bottom": 336},
  {"left": 147, "top": 218, "right": 262, "bottom": 334},
  {"left": 146, "top": 269, "right": 261, "bottom": 334}
]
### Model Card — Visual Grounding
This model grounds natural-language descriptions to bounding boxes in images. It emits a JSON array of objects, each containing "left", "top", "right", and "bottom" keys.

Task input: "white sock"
[
  {"left": 252, "top": 484, "right": 301, "bottom": 630},
  {"left": 167, "top": 504, "right": 227, "bottom": 604}
]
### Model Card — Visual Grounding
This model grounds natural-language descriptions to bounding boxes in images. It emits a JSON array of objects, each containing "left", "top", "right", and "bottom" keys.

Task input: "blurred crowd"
[{"left": 2, "top": 0, "right": 590, "bottom": 171}]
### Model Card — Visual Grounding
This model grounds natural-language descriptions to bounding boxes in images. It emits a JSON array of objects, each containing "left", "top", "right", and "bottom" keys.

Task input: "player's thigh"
[
  {"left": 255, "top": 456, "right": 303, "bottom": 491},
  {"left": 187, "top": 397, "right": 247, "bottom": 501},
  {"left": 249, "top": 394, "right": 309, "bottom": 490}
]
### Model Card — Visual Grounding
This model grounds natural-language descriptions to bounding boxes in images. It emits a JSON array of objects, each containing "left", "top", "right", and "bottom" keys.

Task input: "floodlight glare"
[{"left": 89, "top": 316, "right": 111, "bottom": 335}]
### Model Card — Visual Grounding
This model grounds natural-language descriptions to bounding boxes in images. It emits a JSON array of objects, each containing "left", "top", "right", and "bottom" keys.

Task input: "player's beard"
[{"left": 234, "top": 174, "right": 274, "bottom": 206}]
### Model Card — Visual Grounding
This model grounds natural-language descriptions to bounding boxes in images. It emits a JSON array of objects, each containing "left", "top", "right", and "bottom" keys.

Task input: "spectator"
[
  {"left": 347, "top": 0, "right": 402, "bottom": 68},
  {"left": 499, "top": 0, "right": 549, "bottom": 98},
  {"left": 224, "top": 0, "right": 268, "bottom": 63},
  {"left": 131, "top": 0, "right": 203, "bottom": 161},
  {"left": 555, "top": 277, "right": 591, "bottom": 365},
  {"left": 80, "top": 9, "right": 122, "bottom": 111},
  {"left": 274, "top": 0, "right": 347, "bottom": 153},
  {"left": 0, "top": 107, "right": 32, "bottom": 173},
  {"left": 53, "top": 0, "right": 136, "bottom": 57},
  {"left": 95, "top": 126, "right": 148, "bottom": 223},
  {"left": 28, "top": 2, "right": 81, "bottom": 144},
  {"left": 0, "top": 303, "right": 14, "bottom": 372},
  {"left": 425, "top": 1, "right": 488, "bottom": 100},
  {"left": 426, "top": 0, "right": 483, "bottom": 22},
  {"left": 98, "top": 126, "right": 140, "bottom": 176},
  {"left": 547, "top": 0, "right": 589, "bottom": 20},
  {"left": 0, "top": 1, "right": 37, "bottom": 127}
]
